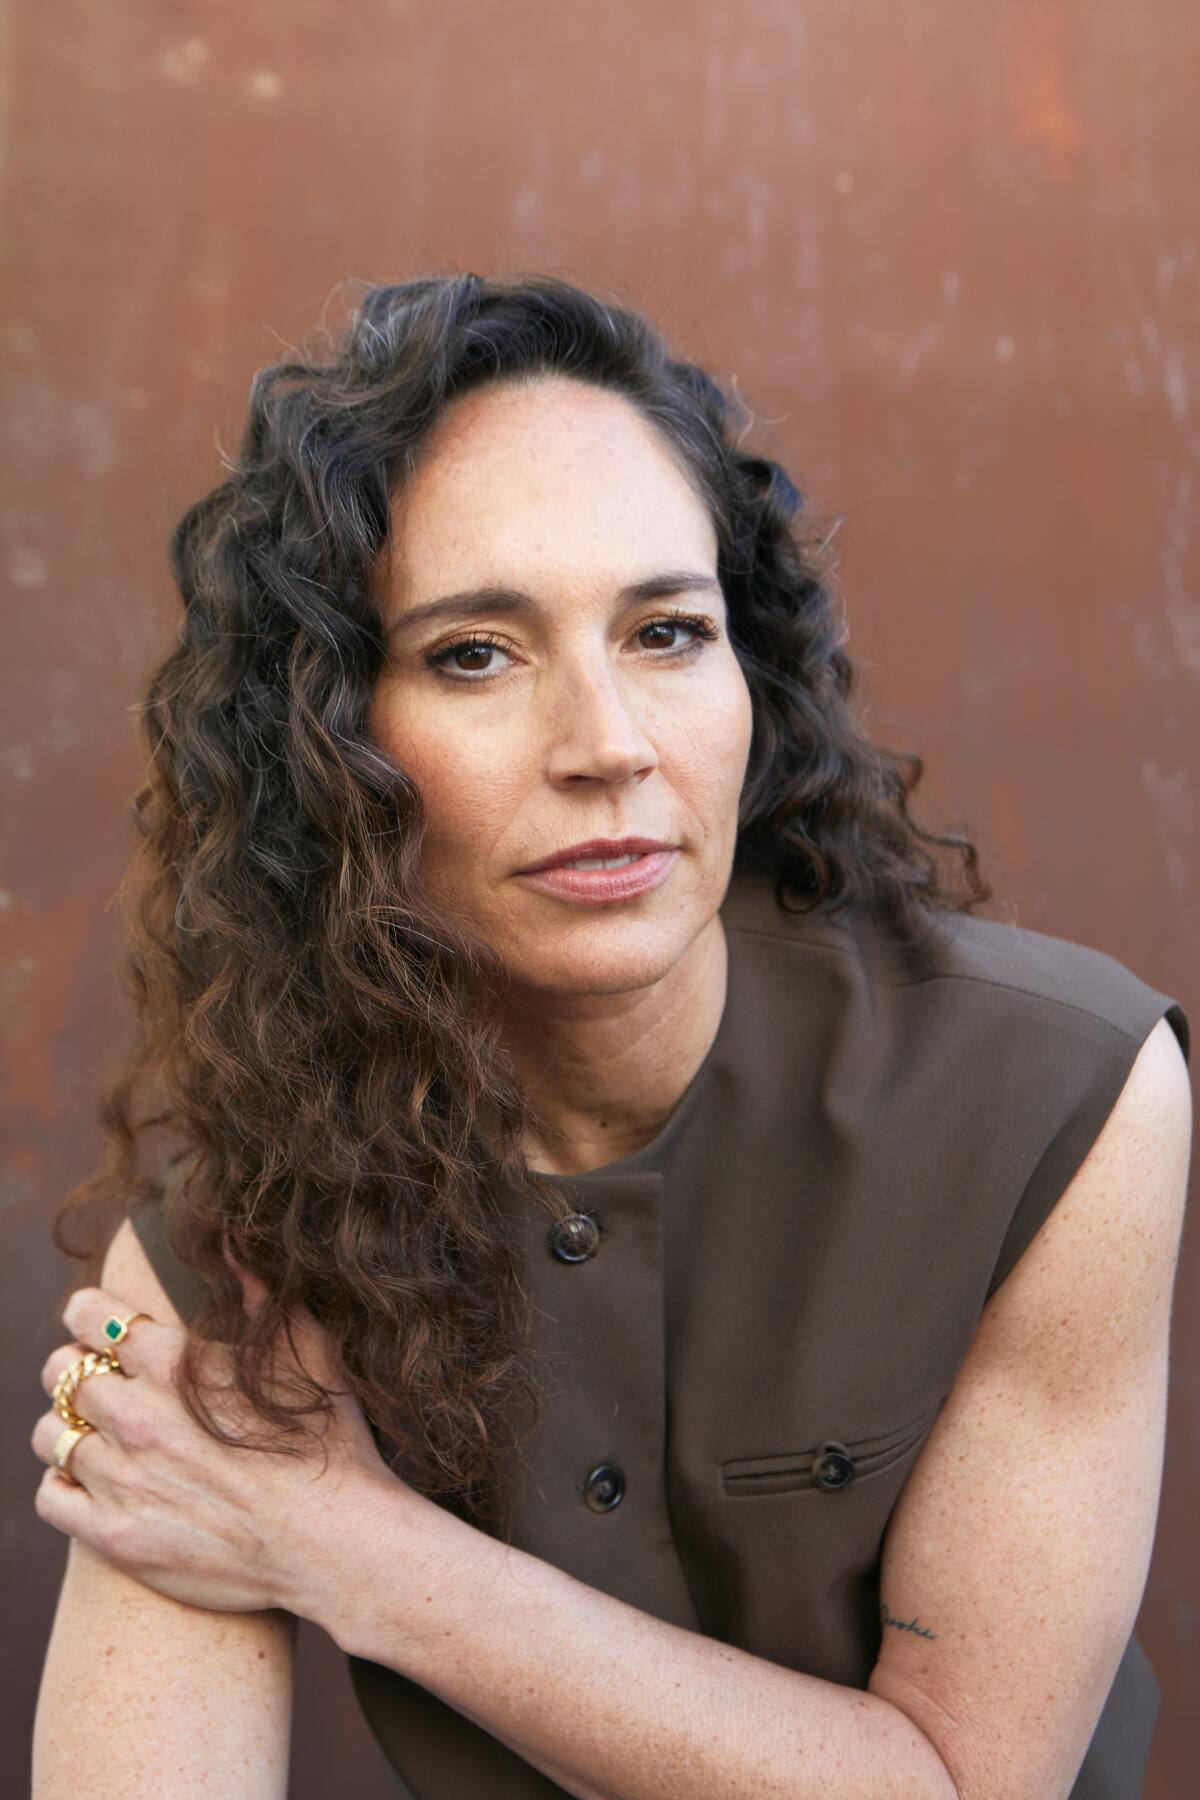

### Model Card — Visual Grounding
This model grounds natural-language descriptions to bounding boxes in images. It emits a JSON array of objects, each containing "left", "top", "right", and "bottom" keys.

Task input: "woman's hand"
[{"left": 31, "top": 1281, "right": 405, "bottom": 1624}]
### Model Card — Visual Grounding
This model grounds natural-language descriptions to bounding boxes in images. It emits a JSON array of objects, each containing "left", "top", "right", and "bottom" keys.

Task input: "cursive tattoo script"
[{"left": 880, "top": 1601, "right": 937, "bottom": 1640}]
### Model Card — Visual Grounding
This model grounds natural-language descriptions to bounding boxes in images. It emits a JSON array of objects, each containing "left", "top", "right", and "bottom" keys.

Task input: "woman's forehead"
[
  {"left": 386, "top": 381, "right": 717, "bottom": 606},
  {"left": 399, "top": 377, "right": 698, "bottom": 511}
]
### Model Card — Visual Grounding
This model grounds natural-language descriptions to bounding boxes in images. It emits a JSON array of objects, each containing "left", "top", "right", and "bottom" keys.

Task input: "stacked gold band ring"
[
  {"left": 53, "top": 1423, "right": 95, "bottom": 1484},
  {"left": 52, "top": 1350, "right": 121, "bottom": 1431}
]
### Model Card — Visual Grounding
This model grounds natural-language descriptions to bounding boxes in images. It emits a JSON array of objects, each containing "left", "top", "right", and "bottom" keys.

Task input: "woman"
[{"left": 32, "top": 272, "right": 1191, "bottom": 1799}]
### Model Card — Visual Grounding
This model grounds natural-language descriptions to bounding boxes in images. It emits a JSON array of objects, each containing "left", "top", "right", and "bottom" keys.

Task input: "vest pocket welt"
[{"left": 720, "top": 1401, "right": 943, "bottom": 1498}]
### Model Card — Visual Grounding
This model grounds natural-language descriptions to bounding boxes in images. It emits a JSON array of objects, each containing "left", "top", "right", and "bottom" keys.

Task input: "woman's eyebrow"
[{"left": 388, "top": 570, "right": 723, "bottom": 636}]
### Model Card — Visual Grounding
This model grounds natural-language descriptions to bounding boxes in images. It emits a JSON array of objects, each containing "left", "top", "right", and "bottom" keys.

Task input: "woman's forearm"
[
  {"left": 34, "top": 1541, "right": 294, "bottom": 1800},
  {"left": 311, "top": 1478, "right": 957, "bottom": 1800}
]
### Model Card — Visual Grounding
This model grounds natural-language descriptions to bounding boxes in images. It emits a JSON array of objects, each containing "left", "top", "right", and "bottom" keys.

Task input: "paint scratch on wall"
[
  {"left": 1141, "top": 759, "right": 1194, "bottom": 901},
  {"left": 891, "top": 269, "right": 962, "bottom": 391},
  {"left": 7, "top": 546, "right": 48, "bottom": 588},
  {"left": 1005, "top": 47, "right": 1086, "bottom": 166},
  {"left": 242, "top": 70, "right": 286, "bottom": 102},
  {"left": 1161, "top": 468, "right": 1200, "bottom": 679},
  {"left": 158, "top": 38, "right": 210, "bottom": 86}
]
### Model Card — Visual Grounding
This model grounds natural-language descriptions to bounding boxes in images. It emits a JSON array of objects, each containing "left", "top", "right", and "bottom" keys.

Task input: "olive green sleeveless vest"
[{"left": 130, "top": 865, "right": 1190, "bottom": 1798}]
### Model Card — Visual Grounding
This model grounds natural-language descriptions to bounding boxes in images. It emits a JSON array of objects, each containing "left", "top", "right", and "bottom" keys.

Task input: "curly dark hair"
[{"left": 53, "top": 270, "right": 992, "bottom": 1530}]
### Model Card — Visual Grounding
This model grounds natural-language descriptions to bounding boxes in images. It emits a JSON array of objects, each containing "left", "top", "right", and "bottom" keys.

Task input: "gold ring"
[
  {"left": 53, "top": 1422, "right": 95, "bottom": 1485},
  {"left": 101, "top": 1310, "right": 153, "bottom": 1349},
  {"left": 51, "top": 1350, "right": 122, "bottom": 1430}
]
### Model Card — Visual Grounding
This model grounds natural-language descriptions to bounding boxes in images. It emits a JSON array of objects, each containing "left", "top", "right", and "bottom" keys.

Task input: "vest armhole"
[{"left": 985, "top": 996, "right": 1189, "bottom": 1306}]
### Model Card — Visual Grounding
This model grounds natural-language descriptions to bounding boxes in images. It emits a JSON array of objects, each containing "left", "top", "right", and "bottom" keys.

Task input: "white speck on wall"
[
  {"left": 1140, "top": 760, "right": 1194, "bottom": 900},
  {"left": 1156, "top": 249, "right": 1179, "bottom": 299},
  {"left": 512, "top": 184, "right": 543, "bottom": 230},
  {"left": 1123, "top": 355, "right": 1148, "bottom": 398},
  {"left": 890, "top": 270, "right": 962, "bottom": 390},
  {"left": 1162, "top": 345, "right": 1189, "bottom": 422},
  {"left": 43, "top": 715, "right": 82, "bottom": 754},
  {"left": 0, "top": 744, "right": 35, "bottom": 781},
  {"left": 242, "top": 70, "right": 286, "bottom": 102},
  {"left": 185, "top": 269, "right": 232, "bottom": 306},
  {"left": 1132, "top": 616, "right": 1174, "bottom": 682},
  {"left": 67, "top": 405, "right": 117, "bottom": 478},
  {"left": 0, "top": 889, "right": 11, "bottom": 911},
  {"left": 833, "top": 169, "right": 855, "bottom": 195},
  {"left": 4, "top": 322, "right": 36, "bottom": 358},
  {"left": 159, "top": 38, "right": 210, "bottom": 86},
  {"left": 1160, "top": 468, "right": 1200, "bottom": 679},
  {"left": 1137, "top": 311, "right": 1163, "bottom": 361},
  {"left": 8, "top": 546, "right": 48, "bottom": 588},
  {"left": 995, "top": 336, "right": 1016, "bottom": 361},
  {"left": 739, "top": 170, "right": 773, "bottom": 253}
]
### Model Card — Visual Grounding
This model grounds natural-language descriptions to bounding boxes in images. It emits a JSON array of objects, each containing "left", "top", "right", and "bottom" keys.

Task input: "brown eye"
[
  {"left": 634, "top": 614, "right": 719, "bottom": 653},
  {"left": 450, "top": 644, "right": 497, "bottom": 671},
  {"left": 424, "top": 633, "right": 516, "bottom": 681},
  {"left": 638, "top": 621, "right": 681, "bottom": 649}
]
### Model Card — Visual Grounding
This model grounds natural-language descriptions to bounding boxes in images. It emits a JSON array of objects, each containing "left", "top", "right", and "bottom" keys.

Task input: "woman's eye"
[
  {"left": 636, "top": 613, "right": 719, "bottom": 653},
  {"left": 425, "top": 635, "right": 514, "bottom": 680}
]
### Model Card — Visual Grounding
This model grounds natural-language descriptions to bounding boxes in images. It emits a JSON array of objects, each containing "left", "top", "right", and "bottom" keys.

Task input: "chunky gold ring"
[
  {"left": 53, "top": 1422, "right": 95, "bottom": 1485},
  {"left": 101, "top": 1310, "right": 154, "bottom": 1349},
  {"left": 51, "top": 1350, "right": 122, "bottom": 1431}
]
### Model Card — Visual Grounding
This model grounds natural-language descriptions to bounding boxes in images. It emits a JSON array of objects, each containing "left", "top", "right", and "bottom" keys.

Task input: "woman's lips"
[{"left": 514, "top": 848, "right": 677, "bottom": 905}]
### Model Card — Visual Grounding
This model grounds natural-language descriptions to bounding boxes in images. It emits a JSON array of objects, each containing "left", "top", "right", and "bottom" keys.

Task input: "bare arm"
[
  {"left": 868, "top": 1012, "right": 1193, "bottom": 1796},
  {"left": 32, "top": 1217, "right": 296, "bottom": 1800}
]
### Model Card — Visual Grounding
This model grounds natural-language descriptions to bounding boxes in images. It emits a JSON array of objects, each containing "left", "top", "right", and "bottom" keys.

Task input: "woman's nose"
[{"left": 543, "top": 664, "right": 658, "bottom": 787}]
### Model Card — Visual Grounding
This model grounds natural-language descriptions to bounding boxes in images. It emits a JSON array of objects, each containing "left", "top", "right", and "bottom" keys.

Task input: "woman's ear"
[
  {"left": 220, "top": 1232, "right": 270, "bottom": 1320},
  {"left": 220, "top": 1232, "right": 344, "bottom": 1390}
]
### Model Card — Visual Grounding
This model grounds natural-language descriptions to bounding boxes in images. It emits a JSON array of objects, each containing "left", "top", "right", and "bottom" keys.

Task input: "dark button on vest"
[
  {"left": 813, "top": 1441, "right": 855, "bottom": 1490},
  {"left": 583, "top": 1462, "right": 625, "bottom": 1511},
  {"left": 547, "top": 1211, "right": 601, "bottom": 1261}
]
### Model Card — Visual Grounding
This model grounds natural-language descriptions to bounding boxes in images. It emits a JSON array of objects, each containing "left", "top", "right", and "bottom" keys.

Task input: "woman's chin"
[{"left": 500, "top": 915, "right": 711, "bottom": 1000}]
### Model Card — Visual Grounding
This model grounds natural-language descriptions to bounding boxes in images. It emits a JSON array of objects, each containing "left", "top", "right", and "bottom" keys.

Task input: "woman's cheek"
[
  {"left": 673, "top": 662, "right": 752, "bottom": 791},
  {"left": 419, "top": 734, "right": 530, "bottom": 884}
]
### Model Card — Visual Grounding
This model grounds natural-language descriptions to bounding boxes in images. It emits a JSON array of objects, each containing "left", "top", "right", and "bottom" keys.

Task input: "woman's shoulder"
[
  {"left": 916, "top": 906, "right": 1189, "bottom": 1062},
  {"left": 720, "top": 864, "right": 1190, "bottom": 1067}
]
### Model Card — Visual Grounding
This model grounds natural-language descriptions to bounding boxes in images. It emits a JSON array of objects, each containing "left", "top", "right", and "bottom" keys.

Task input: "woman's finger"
[
  {"left": 61, "top": 1285, "right": 177, "bottom": 1374},
  {"left": 33, "top": 1461, "right": 100, "bottom": 1541},
  {"left": 40, "top": 1341, "right": 91, "bottom": 1395},
  {"left": 31, "top": 1409, "right": 107, "bottom": 1485},
  {"left": 39, "top": 1353, "right": 126, "bottom": 1432},
  {"left": 32, "top": 1407, "right": 72, "bottom": 1464}
]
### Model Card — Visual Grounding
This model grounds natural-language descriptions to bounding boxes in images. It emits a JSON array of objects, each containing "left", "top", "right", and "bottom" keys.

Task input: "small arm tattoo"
[{"left": 881, "top": 1601, "right": 937, "bottom": 1640}]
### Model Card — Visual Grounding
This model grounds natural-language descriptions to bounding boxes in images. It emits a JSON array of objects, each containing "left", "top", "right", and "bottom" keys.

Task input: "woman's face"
[{"left": 368, "top": 374, "right": 754, "bottom": 999}]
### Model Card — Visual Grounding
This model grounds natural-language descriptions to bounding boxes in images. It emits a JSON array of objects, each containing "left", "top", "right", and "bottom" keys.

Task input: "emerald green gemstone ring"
[{"left": 101, "top": 1311, "right": 154, "bottom": 1348}]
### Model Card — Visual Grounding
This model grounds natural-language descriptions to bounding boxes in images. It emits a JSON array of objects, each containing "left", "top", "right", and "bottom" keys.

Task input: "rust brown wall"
[{"left": 3, "top": 2, "right": 1196, "bottom": 1794}]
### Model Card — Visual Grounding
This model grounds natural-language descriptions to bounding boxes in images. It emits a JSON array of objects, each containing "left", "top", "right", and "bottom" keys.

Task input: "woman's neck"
[{"left": 495, "top": 912, "right": 729, "bottom": 1177}]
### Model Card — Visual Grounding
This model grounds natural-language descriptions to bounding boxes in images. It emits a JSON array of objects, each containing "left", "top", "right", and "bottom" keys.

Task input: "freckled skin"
[{"left": 367, "top": 376, "right": 754, "bottom": 1169}]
